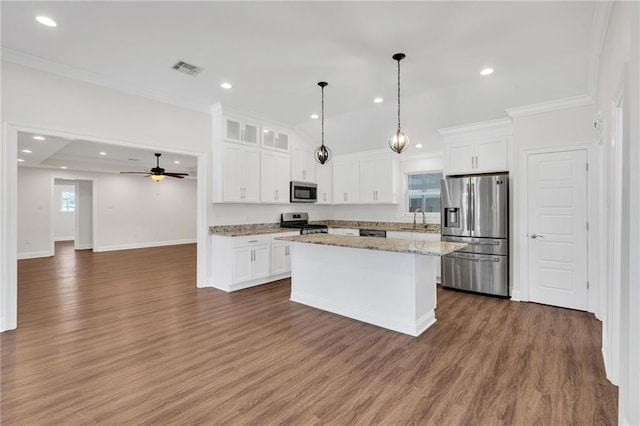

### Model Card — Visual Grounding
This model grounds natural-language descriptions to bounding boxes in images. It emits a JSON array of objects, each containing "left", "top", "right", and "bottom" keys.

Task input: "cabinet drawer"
[{"left": 232, "top": 234, "right": 271, "bottom": 248}]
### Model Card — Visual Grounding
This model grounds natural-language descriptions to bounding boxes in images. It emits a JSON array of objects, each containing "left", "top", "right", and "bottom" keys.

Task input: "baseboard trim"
[
  {"left": 17, "top": 250, "right": 53, "bottom": 260},
  {"left": 93, "top": 239, "right": 196, "bottom": 253},
  {"left": 74, "top": 243, "right": 93, "bottom": 250},
  {"left": 510, "top": 289, "right": 523, "bottom": 301}
]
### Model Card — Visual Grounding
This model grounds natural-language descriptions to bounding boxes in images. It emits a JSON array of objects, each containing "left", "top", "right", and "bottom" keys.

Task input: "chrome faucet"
[{"left": 413, "top": 208, "right": 426, "bottom": 228}]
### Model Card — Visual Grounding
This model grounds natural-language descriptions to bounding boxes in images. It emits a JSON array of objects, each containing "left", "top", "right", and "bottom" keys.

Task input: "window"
[
  {"left": 407, "top": 172, "right": 443, "bottom": 213},
  {"left": 61, "top": 191, "right": 75, "bottom": 212}
]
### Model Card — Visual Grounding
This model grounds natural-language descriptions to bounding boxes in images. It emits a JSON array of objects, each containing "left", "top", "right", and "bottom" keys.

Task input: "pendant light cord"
[
  {"left": 397, "top": 57, "right": 401, "bottom": 132},
  {"left": 321, "top": 84, "right": 325, "bottom": 147}
]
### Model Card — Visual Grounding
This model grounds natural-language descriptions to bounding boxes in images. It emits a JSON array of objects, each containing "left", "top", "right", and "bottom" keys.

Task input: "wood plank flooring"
[{"left": 2, "top": 241, "right": 617, "bottom": 424}]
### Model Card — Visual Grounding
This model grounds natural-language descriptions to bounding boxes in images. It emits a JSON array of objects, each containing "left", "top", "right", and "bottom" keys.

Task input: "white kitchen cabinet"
[
  {"left": 359, "top": 154, "right": 400, "bottom": 204},
  {"left": 262, "top": 127, "right": 290, "bottom": 152},
  {"left": 222, "top": 144, "right": 260, "bottom": 202},
  {"left": 292, "top": 146, "right": 317, "bottom": 182},
  {"left": 333, "top": 158, "right": 360, "bottom": 204},
  {"left": 232, "top": 246, "right": 269, "bottom": 283},
  {"left": 225, "top": 117, "right": 259, "bottom": 146},
  {"left": 211, "top": 231, "right": 299, "bottom": 291},
  {"left": 445, "top": 137, "right": 509, "bottom": 175},
  {"left": 315, "top": 162, "right": 333, "bottom": 204},
  {"left": 386, "top": 231, "right": 442, "bottom": 281},
  {"left": 328, "top": 228, "right": 359, "bottom": 236},
  {"left": 271, "top": 242, "right": 292, "bottom": 275},
  {"left": 261, "top": 151, "right": 290, "bottom": 203}
]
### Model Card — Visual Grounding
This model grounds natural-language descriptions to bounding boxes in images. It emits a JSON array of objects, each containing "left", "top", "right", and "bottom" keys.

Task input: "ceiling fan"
[{"left": 120, "top": 153, "right": 189, "bottom": 182}]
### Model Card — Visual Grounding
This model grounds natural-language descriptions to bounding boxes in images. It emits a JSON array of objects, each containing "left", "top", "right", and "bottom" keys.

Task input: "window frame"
[{"left": 404, "top": 170, "right": 443, "bottom": 223}]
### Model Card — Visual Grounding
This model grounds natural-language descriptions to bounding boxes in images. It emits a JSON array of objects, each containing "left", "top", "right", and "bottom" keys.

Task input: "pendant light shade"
[
  {"left": 389, "top": 53, "right": 409, "bottom": 154},
  {"left": 314, "top": 81, "right": 332, "bottom": 164}
]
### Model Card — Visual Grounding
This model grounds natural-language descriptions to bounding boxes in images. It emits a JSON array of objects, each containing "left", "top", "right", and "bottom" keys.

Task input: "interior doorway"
[{"left": 52, "top": 178, "right": 94, "bottom": 254}]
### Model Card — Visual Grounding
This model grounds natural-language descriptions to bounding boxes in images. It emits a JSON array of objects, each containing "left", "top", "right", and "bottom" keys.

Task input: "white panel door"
[{"left": 527, "top": 149, "right": 588, "bottom": 310}]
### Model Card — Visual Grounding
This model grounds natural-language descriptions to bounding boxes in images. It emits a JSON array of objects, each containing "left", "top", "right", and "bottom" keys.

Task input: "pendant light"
[
  {"left": 314, "top": 81, "right": 332, "bottom": 164},
  {"left": 389, "top": 53, "right": 409, "bottom": 154}
]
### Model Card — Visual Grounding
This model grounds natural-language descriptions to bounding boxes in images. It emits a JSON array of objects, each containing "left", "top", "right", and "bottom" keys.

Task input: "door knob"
[{"left": 530, "top": 233, "right": 543, "bottom": 239}]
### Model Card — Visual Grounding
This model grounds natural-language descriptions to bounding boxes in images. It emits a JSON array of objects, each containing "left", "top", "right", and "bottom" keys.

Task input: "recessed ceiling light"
[
  {"left": 415, "top": 144, "right": 423, "bottom": 148},
  {"left": 221, "top": 82, "right": 232, "bottom": 89},
  {"left": 480, "top": 68, "right": 494, "bottom": 76},
  {"left": 99, "top": 152, "right": 107, "bottom": 156},
  {"left": 33, "top": 136, "right": 46, "bottom": 141},
  {"left": 60, "top": 166, "right": 68, "bottom": 169},
  {"left": 374, "top": 97, "right": 384, "bottom": 103},
  {"left": 35, "top": 16, "right": 57, "bottom": 27},
  {"left": 21, "top": 149, "right": 32, "bottom": 154},
  {"left": 17, "top": 158, "right": 25, "bottom": 162},
  {"left": 310, "top": 114, "right": 319, "bottom": 120},
  {"left": 174, "top": 160, "right": 180, "bottom": 164}
]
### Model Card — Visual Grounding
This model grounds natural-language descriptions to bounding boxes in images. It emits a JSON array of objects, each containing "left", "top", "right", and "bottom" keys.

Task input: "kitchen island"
[{"left": 276, "top": 234, "right": 467, "bottom": 337}]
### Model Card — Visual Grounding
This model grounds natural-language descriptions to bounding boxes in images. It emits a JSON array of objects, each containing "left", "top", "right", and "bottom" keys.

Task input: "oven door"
[{"left": 290, "top": 181, "right": 317, "bottom": 203}]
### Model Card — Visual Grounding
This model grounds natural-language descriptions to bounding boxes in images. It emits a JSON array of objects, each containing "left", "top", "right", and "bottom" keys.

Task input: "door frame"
[
  {"left": 518, "top": 142, "right": 599, "bottom": 313},
  {"left": 1, "top": 123, "right": 208, "bottom": 332},
  {"left": 49, "top": 177, "right": 97, "bottom": 254}
]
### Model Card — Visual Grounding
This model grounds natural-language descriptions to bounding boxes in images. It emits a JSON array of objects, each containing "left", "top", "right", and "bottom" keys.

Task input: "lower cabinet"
[
  {"left": 271, "top": 242, "right": 292, "bottom": 276},
  {"left": 232, "top": 245, "right": 270, "bottom": 283},
  {"left": 328, "top": 228, "right": 359, "bottom": 236},
  {"left": 211, "top": 231, "right": 298, "bottom": 291}
]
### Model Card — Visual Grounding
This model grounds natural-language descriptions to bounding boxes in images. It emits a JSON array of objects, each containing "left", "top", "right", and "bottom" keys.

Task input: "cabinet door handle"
[{"left": 248, "top": 240, "right": 258, "bottom": 243}]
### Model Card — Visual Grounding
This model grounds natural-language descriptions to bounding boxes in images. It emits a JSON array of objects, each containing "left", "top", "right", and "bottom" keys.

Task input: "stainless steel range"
[{"left": 280, "top": 212, "right": 328, "bottom": 235}]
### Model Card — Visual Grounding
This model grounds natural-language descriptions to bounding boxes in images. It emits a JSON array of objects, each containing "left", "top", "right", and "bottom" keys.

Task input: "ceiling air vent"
[{"left": 172, "top": 61, "right": 204, "bottom": 76}]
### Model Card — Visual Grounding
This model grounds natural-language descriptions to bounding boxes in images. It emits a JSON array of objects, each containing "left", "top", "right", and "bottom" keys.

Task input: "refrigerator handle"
[
  {"left": 470, "top": 181, "right": 475, "bottom": 234},
  {"left": 466, "top": 182, "right": 471, "bottom": 232}
]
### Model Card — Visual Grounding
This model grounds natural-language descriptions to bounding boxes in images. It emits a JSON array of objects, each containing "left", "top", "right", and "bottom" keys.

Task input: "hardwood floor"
[{"left": 2, "top": 241, "right": 617, "bottom": 424}]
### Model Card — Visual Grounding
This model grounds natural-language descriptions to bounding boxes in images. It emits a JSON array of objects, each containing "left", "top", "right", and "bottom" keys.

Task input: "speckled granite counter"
[
  {"left": 210, "top": 220, "right": 440, "bottom": 236},
  {"left": 313, "top": 220, "right": 440, "bottom": 234},
  {"left": 277, "top": 234, "right": 465, "bottom": 256},
  {"left": 209, "top": 223, "right": 298, "bottom": 237}
]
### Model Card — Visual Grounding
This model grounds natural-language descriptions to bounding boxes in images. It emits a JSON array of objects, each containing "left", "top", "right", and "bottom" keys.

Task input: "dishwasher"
[{"left": 359, "top": 229, "right": 387, "bottom": 238}]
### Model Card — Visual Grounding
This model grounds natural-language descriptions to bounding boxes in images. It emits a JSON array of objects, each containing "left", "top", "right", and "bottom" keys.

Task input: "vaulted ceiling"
[{"left": 2, "top": 1, "right": 600, "bottom": 156}]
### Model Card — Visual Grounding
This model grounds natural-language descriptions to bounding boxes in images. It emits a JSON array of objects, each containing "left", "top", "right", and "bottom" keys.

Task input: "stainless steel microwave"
[{"left": 290, "top": 181, "right": 317, "bottom": 203}]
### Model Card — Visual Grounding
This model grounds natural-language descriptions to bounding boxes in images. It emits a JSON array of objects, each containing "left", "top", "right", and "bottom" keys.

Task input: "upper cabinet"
[
  {"left": 261, "top": 151, "right": 290, "bottom": 204},
  {"left": 262, "top": 127, "right": 290, "bottom": 153},
  {"left": 225, "top": 117, "right": 259, "bottom": 146},
  {"left": 333, "top": 158, "right": 360, "bottom": 204},
  {"left": 212, "top": 103, "right": 293, "bottom": 203},
  {"left": 359, "top": 154, "right": 400, "bottom": 204},
  {"left": 291, "top": 146, "right": 316, "bottom": 182},
  {"left": 315, "top": 162, "right": 333, "bottom": 204},
  {"left": 439, "top": 118, "right": 513, "bottom": 176}
]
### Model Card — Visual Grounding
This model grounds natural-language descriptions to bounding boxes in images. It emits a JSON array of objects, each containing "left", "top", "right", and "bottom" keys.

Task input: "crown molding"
[
  {"left": 505, "top": 95, "right": 595, "bottom": 118},
  {"left": 438, "top": 117, "right": 513, "bottom": 138},
  {"left": 2, "top": 47, "right": 209, "bottom": 114}
]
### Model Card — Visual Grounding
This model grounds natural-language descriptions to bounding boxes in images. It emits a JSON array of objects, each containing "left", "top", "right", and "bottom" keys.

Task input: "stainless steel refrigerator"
[{"left": 440, "top": 174, "right": 509, "bottom": 296}]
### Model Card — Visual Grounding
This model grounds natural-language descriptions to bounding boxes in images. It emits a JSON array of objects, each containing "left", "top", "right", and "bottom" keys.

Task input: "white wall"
[
  {"left": 53, "top": 184, "right": 75, "bottom": 241},
  {"left": 76, "top": 180, "right": 93, "bottom": 250},
  {"left": 17, "top": 167, "right": 197, "bottom": 257},
  {"left": 509, "top": 105, "right": 596, "bottom": 303},
  {"left": 595, "top": 2, "right": 640, "bottom": 424}
]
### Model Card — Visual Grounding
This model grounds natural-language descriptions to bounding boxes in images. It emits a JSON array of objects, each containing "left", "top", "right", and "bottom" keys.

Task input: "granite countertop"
[
  {"left": 209, "top": 224, "right": 299, "bottom": 237},
  {"left": 312, "top": 220, "right": 440, "bottom": 234},
  {"left": 277, "top": 234, "right": 466, "bottom": 256},
  {"left": 210, "top": 220, "right": 441, "bottom": 236}
]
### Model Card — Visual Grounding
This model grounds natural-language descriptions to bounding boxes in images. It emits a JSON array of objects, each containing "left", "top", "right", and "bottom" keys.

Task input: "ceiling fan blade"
[
  {"left": 120, "top": 171, "right": 151, "bottom": 174},
  {"left": 165, "top": 172, "right": 189, "bottom": 177}
]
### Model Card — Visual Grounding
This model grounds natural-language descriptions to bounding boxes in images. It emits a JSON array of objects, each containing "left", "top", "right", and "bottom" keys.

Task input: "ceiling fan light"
[
  {"left": 389, "top": 130, "right": 409, "bottom": 154},
  {"left": 151, "top": 174, "right": 165, "bottom": 182}
]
